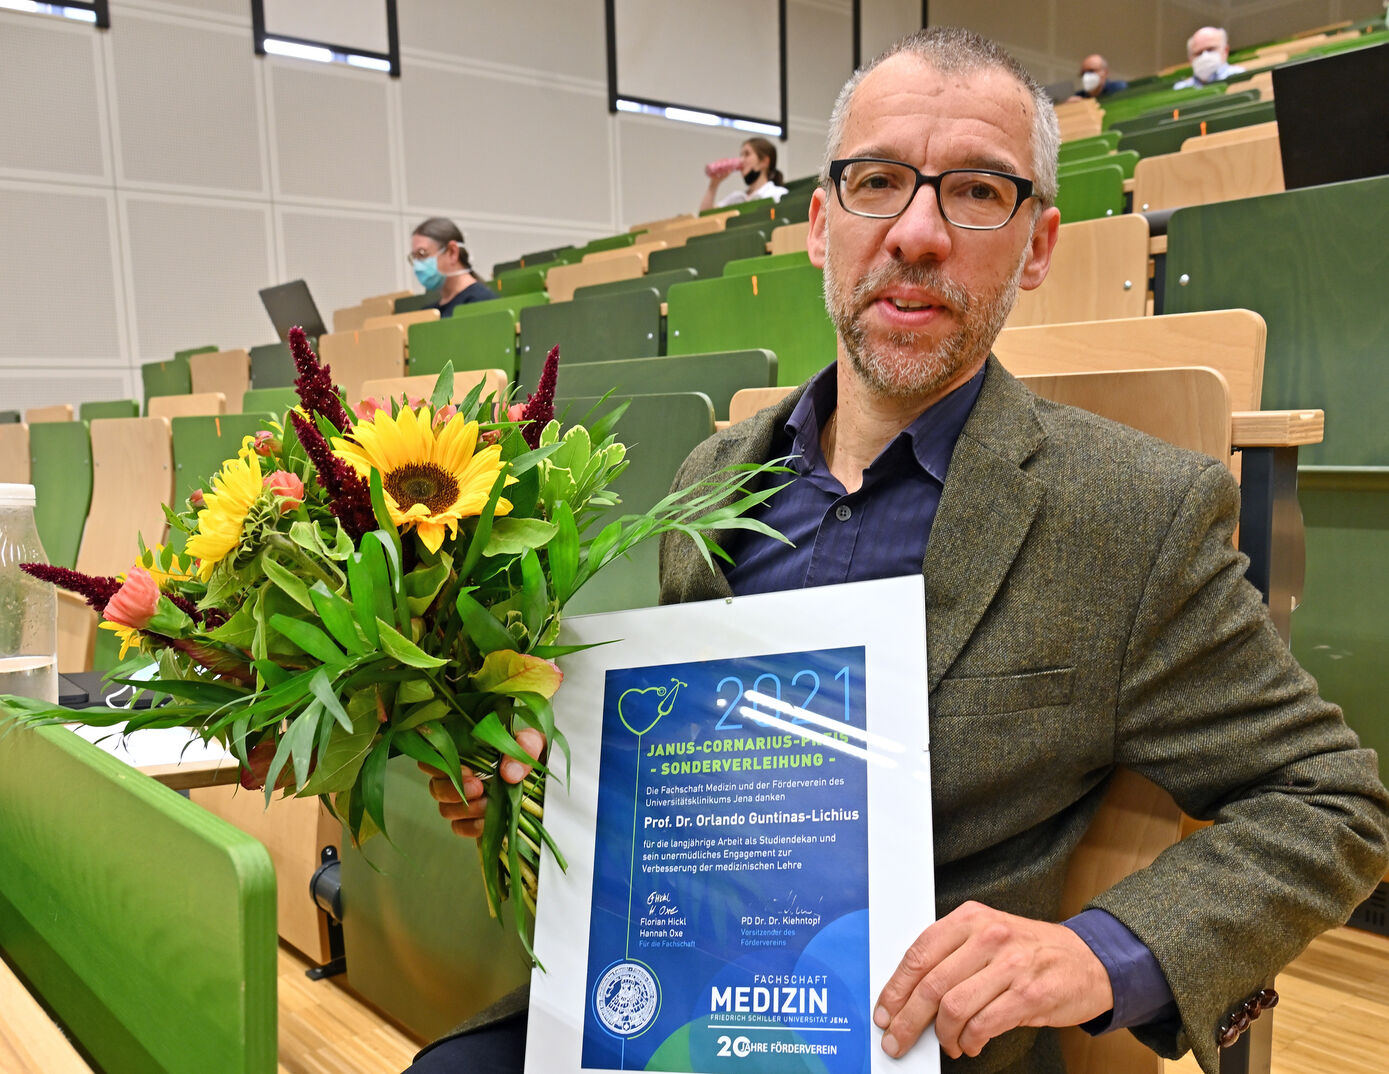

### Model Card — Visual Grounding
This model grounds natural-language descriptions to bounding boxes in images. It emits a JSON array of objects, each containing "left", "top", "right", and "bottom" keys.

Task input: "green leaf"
[
  {"left": 506, "top": 779, "right": 536, "bottom": 965},
  {"left": 429, "top": 362, "right": 455, "bottom": 411},
  {"left": 403, "top": 558, "right": 450, "bottom": 616},
  {"left": 471, "top": 650, "right": 563, "bottom": 700},
  {"left": 307, "top": 667, "right": 353, "bottom": 732},
  {"left": 346, "top": 553, "right": 381, "bottom": 649},
  {"left": 548, "top": 501, "right": 579, "bottom": 604},
  {"left": 358, "top": 733, "right": 393, "bottom": 838},
  {"left": 397, "top": 677, "right": 434, "bottom": 705},
  {"left": 395, "top": 697, "right": 448, "bottom": 731},
  {"left": 144, "top": 595, "right": 195, "bottom": 637},
  {"left": 368, "top": 470, "right": 403, "bottom": 567},
  {"left": 458, "top": 469, "right": 510, "bottom": 581},
  {"left": 309, "top": 581, "right": 366, "bottom": 654},
  {"left": 416, "top": 723, "right": 463, "bottom": 794},
  {"left": 375, "top": 620, "right": 448, "bottom": 668},
  {"left": 252, "top": 659, "right": 291, "bottom": 689},
  {"left": 479, "top": 777, "right": 506, "bottom": 918},
  {"left": 518, "top": 549, "right": 548, "bottom": 641},
  {"left": 471, "top": 711, "right": 553, "bottom": 779},
  {"left": 482, "top": 517, "right": 558, "bottom": 557},
  {"left": 359, "top": 538, "right": 394, "bottom": 628},
  {"left": 289, "top": 519, "right": 354, "bottom": 562},
  {"left": 268, "top": 613, "right": 348, "bottom": 666},
  {"left": 261, "top": 554, "right": 314, "bottom": 611},
  {"left": 454, "top": 588, "right": 515, "bottom": 654},
  {"left": 300, "top": 701, "right": 378, "bottom": 796}
]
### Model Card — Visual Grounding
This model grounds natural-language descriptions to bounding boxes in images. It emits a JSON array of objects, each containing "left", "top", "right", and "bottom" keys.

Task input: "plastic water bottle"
[{"left": 0, "top": 483, "right": 58, "bottom": 703}]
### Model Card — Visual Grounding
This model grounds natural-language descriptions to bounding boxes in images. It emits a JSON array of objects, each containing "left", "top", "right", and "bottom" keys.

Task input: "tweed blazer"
[{"left": 659, "top": 357, "right": 1389, "bottom": 1074}]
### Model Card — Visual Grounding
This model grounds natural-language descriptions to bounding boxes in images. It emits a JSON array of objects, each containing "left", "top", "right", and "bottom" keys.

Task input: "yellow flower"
[
  {"left": 98, "top": 620, "right": 144, "bottom": 660},
  {"left": 186, "top": 436, "right": 265, "bottom": 579},
  {"left": 332, "top": 406, "right": 511, "bottom": 554}
]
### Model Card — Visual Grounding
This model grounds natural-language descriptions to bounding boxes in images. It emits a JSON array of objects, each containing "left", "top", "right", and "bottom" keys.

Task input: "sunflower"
[
  {"left": 332, "top": 406, "right": 511, "bottom": 554},
  {"left": 98, "top": 620, "right": 145, "bottom": 660},
  {"left": 186, "top": 436, "right": 265, "bottom": 579}
]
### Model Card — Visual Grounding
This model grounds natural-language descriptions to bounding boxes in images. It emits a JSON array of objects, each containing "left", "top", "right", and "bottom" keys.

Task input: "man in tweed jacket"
[{"left": 413, "top": 26, "right": 1388, "bottom": 1074}]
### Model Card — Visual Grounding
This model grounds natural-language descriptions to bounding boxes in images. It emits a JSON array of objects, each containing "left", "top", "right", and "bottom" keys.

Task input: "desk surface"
[{"left": 64, "top": 723, "right": 240, "bottom": 790}]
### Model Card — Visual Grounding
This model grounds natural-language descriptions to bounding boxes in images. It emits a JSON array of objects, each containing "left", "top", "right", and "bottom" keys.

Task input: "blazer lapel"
[{"left": 923, "top": 358, "right": 1047, "bottom": 690}]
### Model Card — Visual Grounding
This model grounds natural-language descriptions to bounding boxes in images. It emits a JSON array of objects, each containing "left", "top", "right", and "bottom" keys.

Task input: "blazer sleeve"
[{"left": 1088, "top": 461, "right": 1389, "bottom": 1072}]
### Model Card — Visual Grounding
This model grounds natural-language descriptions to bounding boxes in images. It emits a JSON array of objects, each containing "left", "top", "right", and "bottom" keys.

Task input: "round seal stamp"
[{"left": 592, "top": 961, "right": 660, "bottom": 1036}]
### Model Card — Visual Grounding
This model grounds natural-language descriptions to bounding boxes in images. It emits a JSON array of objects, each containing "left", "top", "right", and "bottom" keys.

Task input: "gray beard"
[{"left": 823, "top": 229, "right": 1028, "bottom": 400}]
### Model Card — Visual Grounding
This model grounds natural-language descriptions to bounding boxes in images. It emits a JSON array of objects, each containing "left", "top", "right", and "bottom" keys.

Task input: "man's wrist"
[{"left": 1063, "top": 908, "right": 1177, "bottom": 1033}]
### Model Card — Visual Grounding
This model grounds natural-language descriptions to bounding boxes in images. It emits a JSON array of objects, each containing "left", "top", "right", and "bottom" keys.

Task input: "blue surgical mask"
[{"left": 413, "top": 256, "right": 444, "bottom": 290}]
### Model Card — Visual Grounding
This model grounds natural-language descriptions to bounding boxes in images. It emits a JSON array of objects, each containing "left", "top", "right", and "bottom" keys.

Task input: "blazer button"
[
  {"left": 1256, "top": 988, "right": 1279, "bottom": 1010},
  {"left": 1218, "top": 1023, "right": 1241, "bottom": 1048}
]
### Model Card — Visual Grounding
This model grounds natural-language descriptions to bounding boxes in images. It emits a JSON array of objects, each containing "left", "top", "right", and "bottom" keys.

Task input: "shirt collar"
[{"left": 783, "top": 360, "right": 987, "bottom": 484}]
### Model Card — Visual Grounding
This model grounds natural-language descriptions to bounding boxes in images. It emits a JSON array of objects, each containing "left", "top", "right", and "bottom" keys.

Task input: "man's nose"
[{"left": 884, "top": 182, "right": 953, "bottom": 263}]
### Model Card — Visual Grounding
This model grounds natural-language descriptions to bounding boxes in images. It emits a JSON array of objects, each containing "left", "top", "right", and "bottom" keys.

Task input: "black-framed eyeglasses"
[{"left": 827, "top": 158, "right": 1037, "bottom": 230}]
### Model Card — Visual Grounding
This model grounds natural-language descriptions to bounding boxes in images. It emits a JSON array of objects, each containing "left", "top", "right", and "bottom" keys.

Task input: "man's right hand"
[{"left": 420, "top": 727, "right": 546, "bottom": 838}]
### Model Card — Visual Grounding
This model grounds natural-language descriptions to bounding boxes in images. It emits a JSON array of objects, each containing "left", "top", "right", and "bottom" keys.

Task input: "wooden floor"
[{"left": 276, "top": 927, "right": 1389, "bottom": 1074}]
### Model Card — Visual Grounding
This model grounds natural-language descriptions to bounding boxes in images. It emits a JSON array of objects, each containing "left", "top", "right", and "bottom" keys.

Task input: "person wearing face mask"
[
  {"left": 1069, "top": 53, "right": 1127, "bottom": 99},
  {"left": 698, "top": 136, "right": 788, "bottom": 211},
  {"left": 409, "top": 218, "right": 496, "bottom": 318},
  {"left": 1173, "top": 26, "right": 1245, "bottom": 89}
]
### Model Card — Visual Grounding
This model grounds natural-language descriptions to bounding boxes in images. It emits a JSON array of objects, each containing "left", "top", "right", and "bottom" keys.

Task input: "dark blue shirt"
[
  {"left": 436, "top": 280, "right": 497, "bottom": 317},
  {"left": 724, "top": 360, "right": 1177, "bottom": 1034}
]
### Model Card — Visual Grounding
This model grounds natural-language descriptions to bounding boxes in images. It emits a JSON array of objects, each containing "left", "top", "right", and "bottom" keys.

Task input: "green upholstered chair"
[
  {"left": 174, "top": 344, "right": 219, "bottom": 363},
  {"left": 1058, "top": 131, "right": 1120, "bottom": 161},
  {"left": 493, "top": 264, "right": 551, "bottom": 296},
  {"left": 141, "top": 357, "right": 192, "bottom": 411},
  {"left": 725, "top": 206, "right": 781, "bottom": 229},
  {"left": 666, "top": 264, "right": 835, "bottom": 388},
  {"left": 79, "top": 399, "right": 141, "bottom": 421},
  {"left": 408, "top": 308, "right": 520, "bottom": 379},
  {"left": 781, "top": 174, "right": 820, "bottom": 194},
  {"left": 572, "top": 267, "right": 697, "bottom": 304},
  {"left": 1108, "top": 89, "right": 1260, "bottom": 134},
  {"left": 492, "top": 257, "right": 523, "bottom": 277},
  {"left": 28, "top": 420, "right": 92, "bottom": 569},
  {"left": 556, "top": 391, "right": 717, "bottom": 615},
  {"left": 1056, "top": 148, "right": 1140, "bottom": 180},
  {"left": 1053, "top": 161, "right": 1125, "bottom": 222},
  {"left": 723, "top": 250, "right": 812, "bottom": 277},
  {"left": 773, "top": 192, "right": 814, "bottom": 223},
  {"left": 579, "top": 232, "right": 638, "bottom": 256},
  {"left": 517, "top": 288, "right": 663, "bottom": 391},
  {"left": 516, "top": 245, "right": 579, "bottom": 266},
  {"left": 0, "top": 410, "right": 21, "bottom": 424},
  {"left": 0, "top": 722, "right": 276, "bottom": 1074},
  {"left": 647, "top": 227, "right": 771, "bottom": 279},
  {"left": 169, "top": 412, "right": 275, "bottom": 540},
  {"left": 1099, "top": 83, "right": 1227, "bottom": 128},
  {"left": 554, "top": 349, "right": 777, "bottom": 423},
  {"left": 241, "top": 387, "right": 299, "bottom": 414},
  {"left": 248, "top": 341, "right": 301, "bottom": 388},
  {"left": 393, "top": 290, "right": 440, "bottom": 313},
  {"left": 1118, "top": 101, "right": 1276, "bottom": 158},
  {"left": 699, "top": 197, "right": 774, "bottom": 218}
]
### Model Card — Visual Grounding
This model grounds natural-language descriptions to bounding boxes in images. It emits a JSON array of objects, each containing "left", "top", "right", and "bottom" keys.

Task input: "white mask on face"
[
  {"left": 1081, "top": 71, "right": 1102, "bottom": 94},
  {"left": 1191, "top": 49, "right": 1224, "bottom": 83}
]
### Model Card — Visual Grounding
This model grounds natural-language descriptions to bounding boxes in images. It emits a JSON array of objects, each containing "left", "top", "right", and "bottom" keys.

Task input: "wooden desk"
[
  {"left": 64, "top": 722, "right": 240, "bottom": 789},
  {"left": 0, "top": 955, "right": 94, "bottom": 1074}
]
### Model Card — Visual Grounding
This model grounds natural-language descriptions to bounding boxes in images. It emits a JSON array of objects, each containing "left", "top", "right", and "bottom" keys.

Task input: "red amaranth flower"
[
  {"left": 290, "top": 411, "right": 377, "bottom": 540},
  {"left": 520, "top": 344, "right": 560, "bottom": 450},
  {"left": 21, "top": 563, "right": 122, "bottom": 613},
  {"left": 289, "top": 326, "right": 351, "bottom": 432}
]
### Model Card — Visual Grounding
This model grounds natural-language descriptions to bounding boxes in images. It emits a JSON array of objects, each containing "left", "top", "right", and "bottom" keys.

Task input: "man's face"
[
  {"left": 1188, "top": 28, "right": 1228, "bottom": 64},
  {"left": 807, "top": 56, "right": 1059, "bottom": 401}
]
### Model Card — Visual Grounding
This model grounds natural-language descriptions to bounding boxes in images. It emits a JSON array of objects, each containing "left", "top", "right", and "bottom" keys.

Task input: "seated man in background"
[
  {"left": 415, "top": 26, "right": 1389, "bottom": 1074},
  {"left": 1173, "top": 26, "right": 1246, "bottom": 88},
  {"left": 1070, "top": 52, "right": 1128, "bottom": 98},
  {"left": 409, "top": 217, "right": 496, "bottom": 317}
]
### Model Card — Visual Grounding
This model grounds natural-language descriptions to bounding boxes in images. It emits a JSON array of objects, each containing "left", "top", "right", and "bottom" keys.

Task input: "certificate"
[{"left": 528, "top": 576, "right": 937, "bottom": 1074}]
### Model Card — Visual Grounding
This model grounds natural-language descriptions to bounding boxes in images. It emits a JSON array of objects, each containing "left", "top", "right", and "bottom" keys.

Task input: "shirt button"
[{"left": 835, "top": 504, "right": 852, "bottom": 522}]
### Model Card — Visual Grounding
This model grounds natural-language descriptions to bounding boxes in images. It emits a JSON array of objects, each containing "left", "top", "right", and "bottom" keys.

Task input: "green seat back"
[
  {"left": 241, "top": 387, "right": 299, "bottom": 414},
  {"left": 781, "top": 174, "right": 820, "bottom": 194},
  {"left": 1100, "top": 84, "right": 1228, "bottom": 128},
  {"left": 248, "top": 341, "right": 300, "bottom": 388},
  {"left": 170, "top": 411, "right": 275, "bottom": 511},
  {"left": 1109, "top": 89, "right": 1260, "bottom": 134},
  {"left": 579, "top": 232, "right": 638, "bottom": 256},
  {"left": 557, "top": 391, "right": 716, "bottom": 614},
  {"left": 1058, "top": 148, "right": 1139, "bottom": 180},
  {"left": 141, "top": 357, "right": 191, "bottom": 410},
  {"left": 700, "top": 197, "right": 774, "bottom": 218},
  {"left": 555, "top": 349, "right": 776, "bottom": 422},
  {"left": 492, "top": 257, "right": 523, "bottom": 277},
  {"left": 648, "top": 227, "right": 771, "bottom": 279},
  {"left": 493, "top": 264, "right": 550, "bottom": 295},
  {"left": 28, "top": 421, "right": 92, "bottom": 568},
  {"left": 1118, "top": 101, "right": 1276, "bottom": 158},
  {"left": 1292, "top": 468, "right": 1389, "bottom": 787},
  {"left": 1058, "top": 132, "right": 1120, "bottom": 161},
  {"left": 666, "top": 264, "right": 835, "bottom": 388},
  {"left": 572, "top": 268, "right": 697, "bottom": 304},
  {"left": 337, "top": 756, "right": 532, "bottom": 1040},
  {"left": 1164, "top": 175, "right": 1389, "bottom": 466},
  {"left": 517, "top": 288, "right": 663, "bottom": 391},
  {"left": 725, "top": 207, "right": 780, "bottom": 229},
  {"left": 0, "top": 410, "right": 20, "bottom": 424},
  {"left": 773, "top": 192, "right": 814, "bottom": 223},
  {"left": 517, "top": 245, "right": 579, "bottom": 266},
  {"left": 79, "top": 399, "right": 140, "bottom": 421},
  {"left": 450, "top": 291, "right": 549, "bottom": 321},
  {"left": 174, "top": 345, "right": 218, "bottom": 362},
  {"left": 723, "top": 250, "right": 812, "bottom": 277},
  {"left": 1053, "top": 161, "right": 1125, "bottom": 223},
  {"left": 0, "top": 723, "right": 276, "bottom": 1074},
  {"left": 393, "top": 290, "right": 439, "bottom": 313},
  {"left": 408, "top": 308, "right": 519, "bottom": 379}
]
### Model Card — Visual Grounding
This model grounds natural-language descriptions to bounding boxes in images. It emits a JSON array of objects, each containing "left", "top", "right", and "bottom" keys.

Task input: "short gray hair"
[
  {"left": 820, "top": 26, "right": 1060, "bottom": 207},
  {"left": 1187, "top": 26, "right": 1230, "bottom": 55}
]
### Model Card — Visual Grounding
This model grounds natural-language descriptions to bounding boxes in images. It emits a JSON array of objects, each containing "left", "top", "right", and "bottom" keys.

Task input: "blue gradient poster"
[{"left": 580, "top": 646, "right": 870, "bottom": 1073}]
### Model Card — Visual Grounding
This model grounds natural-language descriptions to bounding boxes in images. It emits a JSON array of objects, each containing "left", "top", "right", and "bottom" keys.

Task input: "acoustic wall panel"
[
  {"left": 262, "top": 0, "right": 389, "bottom": 53},
  {"left": 788, "top": 0, "right": 853, "bottom": 131},
  {"left": 269, "top": 61, "right": 395, "bottom": 205},
  {"left": 0, "top": 370, "right": 132, "bottom": 413},
  {"left": 146, "top": 0, "right": 250, "bottom": 18},
  {"left": 0, "top": 16, "right": 106, "bottom": 179},
  {"left": 109, "top": 14, "right": 266, "bottom": 194},
  {"left": 858, "top": 0, "right": 921, "bottom": 64},
  {"left": 280, "top": 210, "right": 402, "bottom": 322},
  {"left": 397, "top": 0, "right": 607, "bottom": 82},
  {"left": 123, "top": 195, "right": 273, "bottom": 360},
  {"left": 401, "top": 65, "right": 611, "bottom": 224},
  {"left": 0, "top": 186, "right": 123, "bottom": 361},
  {"left": 616, "top": 114, "right": 752, "bottom": 228}
]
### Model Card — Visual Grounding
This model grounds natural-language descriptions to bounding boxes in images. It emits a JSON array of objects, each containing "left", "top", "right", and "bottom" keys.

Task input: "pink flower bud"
[
  {"left": 354, "top": 396, "right": 387, "bottom": 422},
  {"left": 433, "top": 403, "right": 458, "bottom": 427},
  {"left": 189, "top": 488, "right": 206, "bottom": 509},
  {"left": 104, "top": 566, "right": 160, "bottom": 630},
  {"left": 263, "top": 470, "right": 305, "bottom": 511},
  {"left": 252, "top": 430, "right": 281, "bottom": 456},
  {"left": 507, "top": 402, "right": 527, "bottom": 422}
]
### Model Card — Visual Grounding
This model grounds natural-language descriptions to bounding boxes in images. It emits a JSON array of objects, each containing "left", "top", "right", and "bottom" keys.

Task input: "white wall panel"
[
  {"left": 281, "top": 210, "right": 403, "bottom": 319},
  {"left": 0, "top": 185, "right": 123, "bottom": 362},
  {"left": 269, "top": 61, "right": 395, "bottom": 205},
  {"left": 263, "top": 0, "right": 389, "bottom": 53},
  {"left": 123, "top": 195, "right": 274, "bottom": 358},
  {"left": 112, "top": 0, "right": 249, "bottom": 20},
  {"left": 398, "top": 0, "right": 607, "bottom": 82},
  {"left": 788, "top": 1, "right": 854, "bottom": 125},
  {"left": 0, "top": 15, "right": 106, "bottom": 179},
  {"left": 401, "top": 64, "right": 611, "bottom": 225},
  {"left": 0, "top": 369, "right": 133, "bottom": 412},
  {"left": 109, "top": 13, "right": 266, "bottom": 193},
  {"left": 616, "top": 115, "right": 743, "bottom": 228},
  {"left": 860, "top": 0, "right": 921, "bottom": 63}
]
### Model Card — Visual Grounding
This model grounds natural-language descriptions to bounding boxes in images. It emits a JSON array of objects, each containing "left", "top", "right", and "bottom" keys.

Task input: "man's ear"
[
  {"left": 807, "top": 187, "right": 828, "bottom": 269},
  {"left": 1018, "top": 204, "right": 1061, "bottom": 291}
]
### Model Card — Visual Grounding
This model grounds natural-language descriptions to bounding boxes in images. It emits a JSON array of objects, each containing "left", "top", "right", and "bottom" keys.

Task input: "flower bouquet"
[{"left": 3, "top": 328, "right": 785, "bottom": 959}]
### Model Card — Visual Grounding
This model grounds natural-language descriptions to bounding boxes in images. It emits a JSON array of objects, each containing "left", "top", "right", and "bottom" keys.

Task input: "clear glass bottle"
[{"left": 0, "top": 483, "right": 58, "bottom": 702}]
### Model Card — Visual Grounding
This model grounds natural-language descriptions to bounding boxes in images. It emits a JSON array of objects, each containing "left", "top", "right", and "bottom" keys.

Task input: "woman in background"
[
  {"left": 409, "top": 218, "right": 496, "bottom": 317},
  {"left": 699, "top": 137, "right": 787, "bottom": 210}
]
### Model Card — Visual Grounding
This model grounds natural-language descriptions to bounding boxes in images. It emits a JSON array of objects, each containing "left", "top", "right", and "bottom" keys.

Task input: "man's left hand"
[{"left": 873, "top": 901, "right": 1114, "bottom": 1060}]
